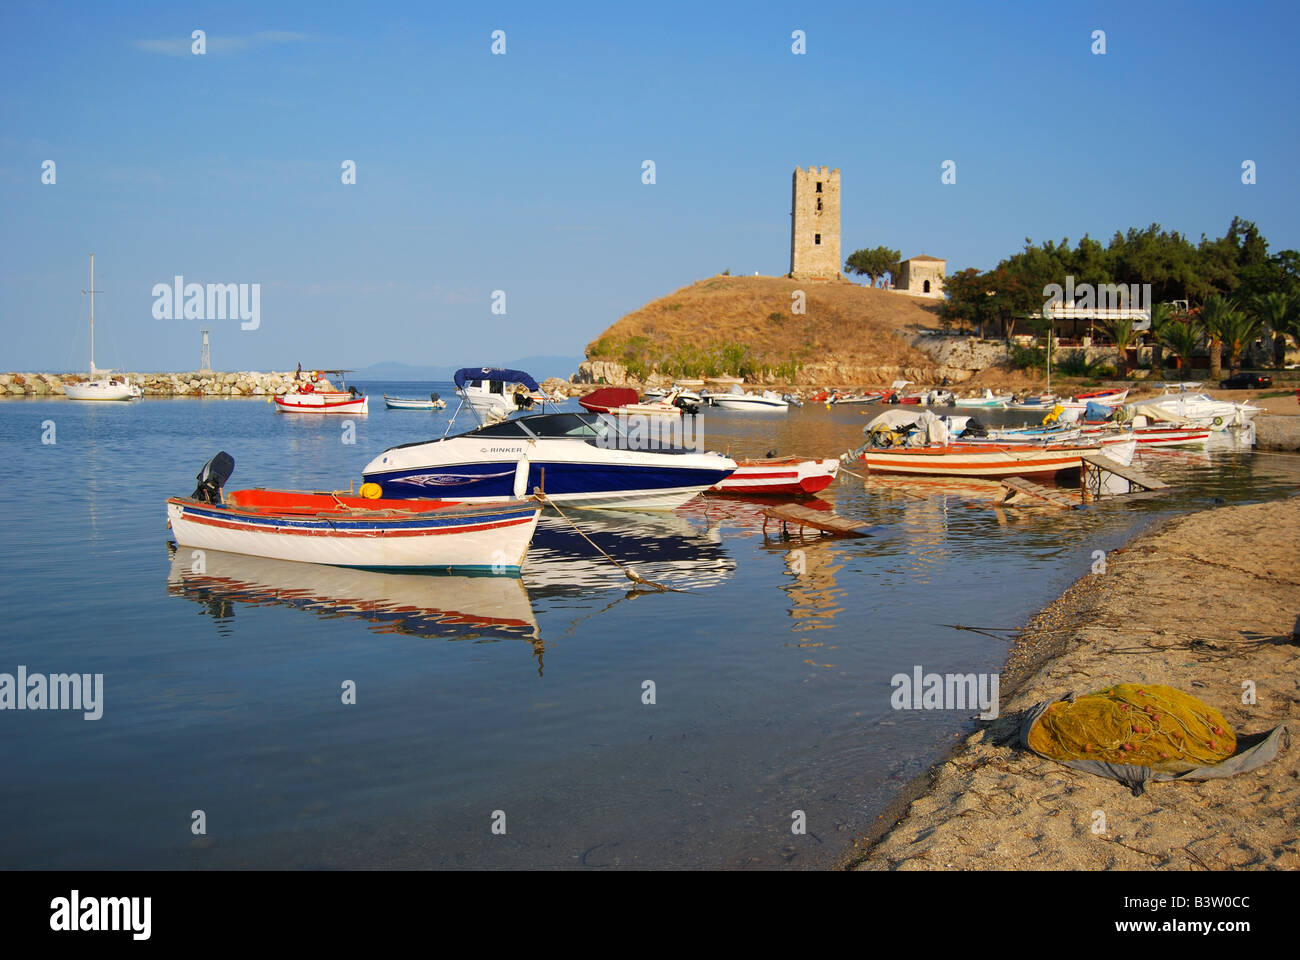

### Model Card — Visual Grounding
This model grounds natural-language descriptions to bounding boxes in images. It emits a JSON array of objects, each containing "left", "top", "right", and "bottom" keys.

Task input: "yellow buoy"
[{"left": 359, "top": 482, "right": 383, "bottom": 500}]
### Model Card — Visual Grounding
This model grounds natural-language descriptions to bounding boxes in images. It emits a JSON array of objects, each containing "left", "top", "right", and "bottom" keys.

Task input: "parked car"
[{"left": 1219, "top": 372, "right": 1272, "bottom": 389}]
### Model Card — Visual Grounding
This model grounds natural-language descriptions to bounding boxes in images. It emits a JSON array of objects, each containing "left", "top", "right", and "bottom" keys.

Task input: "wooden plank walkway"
[
  {"left": 998, "top": 477, "right": 1082, "bottom": 509},
  {"left": 1080, "top": 453, "right": 1170, "bottom": 490},
  {"left": 761, "top": 504, "right": 875, "bottom": 538}
]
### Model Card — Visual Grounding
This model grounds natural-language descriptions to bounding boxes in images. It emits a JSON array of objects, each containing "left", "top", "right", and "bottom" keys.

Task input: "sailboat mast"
[{"left": 88, "top": 253, "right": 95, "bottom": 375}]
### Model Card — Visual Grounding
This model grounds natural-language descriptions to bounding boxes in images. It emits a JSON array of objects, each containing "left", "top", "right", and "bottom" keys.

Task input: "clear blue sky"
[{"left": 2, "top": 0, "right": 1297, "bottom": 372}]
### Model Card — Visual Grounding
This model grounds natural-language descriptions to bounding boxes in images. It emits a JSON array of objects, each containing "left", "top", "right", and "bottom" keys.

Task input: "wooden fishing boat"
[
  {"left": 1080, "top": 423, "right": 1209, "bottom": 448},
  {"left": 274, "top": 369, "right": 368, "bottom": 415},
  {"left": 707, "top": 457, "right": 839, "bottom": 496},
  {"left": 828, "top": 391, "right": 884, "bottom": 405},
  {"left": 167, "top": 453, "right": 540, "bottom": 572},
  {"left": 951, "top": 389, "right": 1013, "bottom": 408},
  {"left": 858, "top": 437, "right": 1134, "bottom": 478}
]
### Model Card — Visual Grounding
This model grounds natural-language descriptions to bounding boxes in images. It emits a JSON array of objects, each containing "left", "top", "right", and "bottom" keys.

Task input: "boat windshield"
[{"left": 473, "top": 412, "right": 616, "bottom": 440}]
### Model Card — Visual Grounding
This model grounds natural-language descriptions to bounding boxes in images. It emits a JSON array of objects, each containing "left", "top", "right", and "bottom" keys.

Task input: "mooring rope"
[{"left": 532, "top": 491, "right": 683, "bottom": 593}]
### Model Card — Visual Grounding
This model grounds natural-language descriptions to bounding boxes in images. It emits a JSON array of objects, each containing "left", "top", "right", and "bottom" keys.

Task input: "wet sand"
[{"left": 844, "top": 497, "right": 1300, "bottom": 871}]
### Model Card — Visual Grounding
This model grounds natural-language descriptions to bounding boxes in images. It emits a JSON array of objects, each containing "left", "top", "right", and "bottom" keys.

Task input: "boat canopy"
[
  {"left": 454, "top": 367, "right": 540, "bottom": 392},
  {"left": 580, "top": 387, "right": 639, "bottom": 410}
]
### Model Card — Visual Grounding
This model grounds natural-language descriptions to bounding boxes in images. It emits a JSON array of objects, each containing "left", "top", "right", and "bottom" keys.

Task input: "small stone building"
[{"left": 896, "top": 255, "right": 945, "bottom": 297}]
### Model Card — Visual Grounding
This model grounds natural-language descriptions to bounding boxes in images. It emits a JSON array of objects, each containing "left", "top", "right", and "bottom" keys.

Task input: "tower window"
[
  {"left": 815, "top": 182, "right": 823, "bottom": 193},
  {"left": 817, "top": 197, "right": 823, "bottom": 211},
  {"left": 923, "top": 280, "right": 931, "bottom": 293},
  {"left": 814, "top": 234, "right": 821, "bottom": 245}
]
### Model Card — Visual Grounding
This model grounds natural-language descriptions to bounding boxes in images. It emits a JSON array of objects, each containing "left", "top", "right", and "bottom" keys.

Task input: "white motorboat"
[
  {"left": 1128, "top": 388, "right": 1259, "bottom": 430},
  {"left": 363, "top": 369, "right": 737, "bottom": 510},
  {"left": 64, "top": 254, "right": 136, "bottom": 402},
  {"left": 645, "top": 385, "right": 703, "bottom": 405},
  {"left": 458, "top": 367, "right": 547, "bottom": 419},
  {"left": 706, "top": 385, "right": 789, "bottom": 410},
  {"left": 951, "top": 388, "right": 1012, "bottom": 408}
]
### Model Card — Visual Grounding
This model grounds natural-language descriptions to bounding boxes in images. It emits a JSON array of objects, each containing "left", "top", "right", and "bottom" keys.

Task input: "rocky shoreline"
[
  {"left": 843, "top": 498, "right": 1300, "bottom": 871},
  {"left": 1, "top": 371, "right": 310, "bottom": 398}
]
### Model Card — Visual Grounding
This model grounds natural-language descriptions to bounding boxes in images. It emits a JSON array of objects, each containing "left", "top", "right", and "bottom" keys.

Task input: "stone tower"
[{"left": 789, "top": 166, "right": 841, "bottom": 280}]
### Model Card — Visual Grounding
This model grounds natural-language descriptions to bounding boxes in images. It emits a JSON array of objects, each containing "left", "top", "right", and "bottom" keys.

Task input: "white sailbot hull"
[
  {"left": 65, "top": 380, "right": 134, "bottom": 401},
  {"left": 69, "top": 255, "right": 136, "bottom": 401}
]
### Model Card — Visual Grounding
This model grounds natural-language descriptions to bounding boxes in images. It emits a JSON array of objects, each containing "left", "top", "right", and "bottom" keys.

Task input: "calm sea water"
[{"left": 1, "top": 384, "right": 1296, "bottom": 869}]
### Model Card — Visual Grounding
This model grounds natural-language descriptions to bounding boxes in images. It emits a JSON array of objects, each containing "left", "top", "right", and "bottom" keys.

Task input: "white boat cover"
[{"left": 864, "top": 409, "right": 951, "bottom": 446}]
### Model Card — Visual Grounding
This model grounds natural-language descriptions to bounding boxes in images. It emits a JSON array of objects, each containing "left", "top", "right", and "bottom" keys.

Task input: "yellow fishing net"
[{"left": 1027, "top": 684, "right": 1235, "bottom": 772}]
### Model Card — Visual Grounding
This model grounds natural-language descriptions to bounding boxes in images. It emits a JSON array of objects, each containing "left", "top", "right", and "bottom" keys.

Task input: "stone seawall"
[
  {"left": 1255, "top": 414, "right": 1300, "bottom": 451},
  {"left": 0, "top": 371, "right": 312, "bottom": 398}
]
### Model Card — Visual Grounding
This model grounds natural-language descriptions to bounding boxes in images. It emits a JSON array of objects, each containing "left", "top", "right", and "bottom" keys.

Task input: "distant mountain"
[{"left": 352, "top": 355, "right": 584, "bottom": 382}]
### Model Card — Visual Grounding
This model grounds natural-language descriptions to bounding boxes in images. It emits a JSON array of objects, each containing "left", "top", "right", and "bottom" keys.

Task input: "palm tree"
[
  {"left": 1219, "top": 309, "right": 1263, "bottom": 375},
  {"left": 1102, "top": 317, "right": 1135, "bottom": 377},
  {"left": 1148, "top": 301, "right": 1173, "bottom": 379},
  {"left": 1159, "top": 319, "right": 1203, "bottom": 380},
  {"left": 1200, "top": 295, "right": 1231, "bottom": 381},
  {"left": 1252, "top": 292, "right": 1296, "bottom": 369}
]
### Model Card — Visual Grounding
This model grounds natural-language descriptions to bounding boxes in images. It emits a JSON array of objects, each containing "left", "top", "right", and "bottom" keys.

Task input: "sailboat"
[{"left": 64, "top": 254, "right": 135, "bottom": 401}]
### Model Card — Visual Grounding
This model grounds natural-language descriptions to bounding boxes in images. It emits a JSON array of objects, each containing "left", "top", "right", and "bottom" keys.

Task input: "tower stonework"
[{"left": 789, "top": 166, "right": 841, "bottom": 280}]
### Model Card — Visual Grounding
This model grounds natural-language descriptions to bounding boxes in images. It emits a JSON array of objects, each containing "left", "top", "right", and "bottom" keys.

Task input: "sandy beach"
[{"left": 846, "top": 496, "right": 1300, "bottom": 871}]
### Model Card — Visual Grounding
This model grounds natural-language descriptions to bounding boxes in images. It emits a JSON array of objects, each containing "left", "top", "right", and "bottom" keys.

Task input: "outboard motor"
[
  {"left": 960, "top": 417, "right": 988, "bottom": 438},
  {"left": 191, "top": 451, "right": 235, "bottom": 504},
  {"left": 430, "top": 392, "right": 441, "bottom": 403}
]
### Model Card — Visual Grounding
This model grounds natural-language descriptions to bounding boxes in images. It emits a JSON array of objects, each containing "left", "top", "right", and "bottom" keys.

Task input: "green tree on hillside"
[{"left": 844, "top": 246, "right": 901, "bottom": 286}]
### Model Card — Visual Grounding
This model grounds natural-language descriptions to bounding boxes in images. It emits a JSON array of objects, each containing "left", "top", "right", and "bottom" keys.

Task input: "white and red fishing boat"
[
  {"left": 273, "top": 369, "right": 369, "bottom": 415},
  {"left": 1080, "top": 423, "right": 1209, "bottom": 448},
  {"left": 1056, "top": 387, "right": 1128, "bottom": 416},
  {"left": 707, "top": 457, "right": 839, "bottom": 496},
  {"left": 167, "top": 453, "right": 540, "bottom": 572}
]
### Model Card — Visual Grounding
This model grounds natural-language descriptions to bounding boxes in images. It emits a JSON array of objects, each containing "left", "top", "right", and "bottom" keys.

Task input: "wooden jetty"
[
  {"left": 761, "top": 503, "right": 875, "bottom": 538},
  {"left": 1080, "top": 453, "right": 1170, "bottom": 492},
  {"left": 998, "top": 477, "right": 1082, "bottom": 510}
]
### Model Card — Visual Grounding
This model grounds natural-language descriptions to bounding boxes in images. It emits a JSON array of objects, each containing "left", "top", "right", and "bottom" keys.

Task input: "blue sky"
[{"left": 2, "top": 0, "right": 1297, "bottom": 372}]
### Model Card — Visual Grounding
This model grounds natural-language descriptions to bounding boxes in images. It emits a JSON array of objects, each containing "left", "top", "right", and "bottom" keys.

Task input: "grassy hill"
[{"left": 585, "top": 275, "right": 945, "bottom": 385}]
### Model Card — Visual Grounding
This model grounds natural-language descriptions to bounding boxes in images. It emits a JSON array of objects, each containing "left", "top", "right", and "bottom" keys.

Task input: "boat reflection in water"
[
  {"left": 167, "top": 510, "right": 736, "bottom": 675},
  {"left": 774, "top": 538, "right": 847, "bottom": 637},
  {"left": 167, "top": 549, "right": 544, "bottom": 666},
  {"left": 524, "top": 509, "right": 736, "bottom": 597}
]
